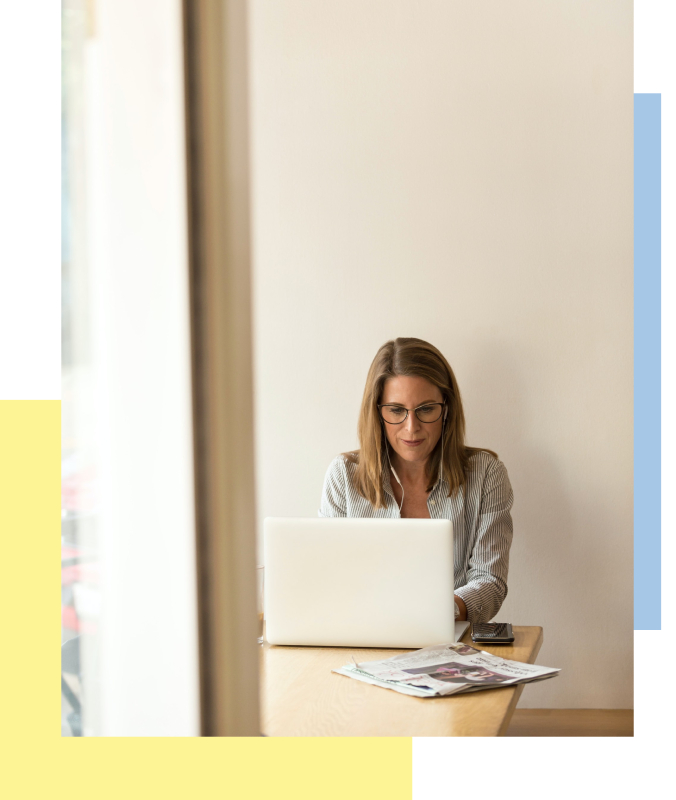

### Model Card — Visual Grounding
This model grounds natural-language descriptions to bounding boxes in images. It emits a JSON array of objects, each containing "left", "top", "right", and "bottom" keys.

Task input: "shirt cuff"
[{"left": 455, "top": 585, "right": 489, "bottom": 623}]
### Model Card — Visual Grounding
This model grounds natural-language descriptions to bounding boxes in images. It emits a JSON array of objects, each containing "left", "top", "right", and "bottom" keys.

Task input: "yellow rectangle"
[{"left": 0, "top": 400, "right": 412, "bottom": 800}]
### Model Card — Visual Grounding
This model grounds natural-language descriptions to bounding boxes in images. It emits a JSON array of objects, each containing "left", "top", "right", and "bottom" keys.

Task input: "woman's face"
[{"left": 380, "top": 375, "right": 444, "bottom": 466}]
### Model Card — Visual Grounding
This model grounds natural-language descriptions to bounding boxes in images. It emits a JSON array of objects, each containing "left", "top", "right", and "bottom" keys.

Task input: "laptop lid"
[{"left": 264, "top": 517, "right": 456, "bottom": 648}]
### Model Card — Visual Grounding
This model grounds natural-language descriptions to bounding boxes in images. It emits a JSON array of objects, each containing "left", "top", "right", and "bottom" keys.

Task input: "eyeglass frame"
[{"left": 377, "top": 401, "right": 446, "bottom": 424}]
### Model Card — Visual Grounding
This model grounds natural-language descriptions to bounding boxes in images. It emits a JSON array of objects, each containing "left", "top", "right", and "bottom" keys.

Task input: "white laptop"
[{"left": 263, "top": 517, "right": 469, "bottom": 648}]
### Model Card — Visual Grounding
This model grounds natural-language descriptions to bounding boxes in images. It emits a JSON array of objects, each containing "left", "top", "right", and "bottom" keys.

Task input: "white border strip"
[{"left": 0, "top": 1, "right": 61, "bottom": 400}]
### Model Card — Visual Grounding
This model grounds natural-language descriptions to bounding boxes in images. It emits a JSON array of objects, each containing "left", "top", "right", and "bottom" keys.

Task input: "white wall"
[{"left": 250, "top": 0, "right": 633, "bottom": 708}]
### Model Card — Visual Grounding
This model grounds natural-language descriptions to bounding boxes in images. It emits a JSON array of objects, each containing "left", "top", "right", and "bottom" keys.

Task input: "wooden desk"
[{"left": 260, "top": 626, "right": 543, "bottom": 737}]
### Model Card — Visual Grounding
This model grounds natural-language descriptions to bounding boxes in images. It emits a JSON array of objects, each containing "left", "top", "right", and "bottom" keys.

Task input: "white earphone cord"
[{"left": 384, "top": 430, "right": 405, "bottom": 512}]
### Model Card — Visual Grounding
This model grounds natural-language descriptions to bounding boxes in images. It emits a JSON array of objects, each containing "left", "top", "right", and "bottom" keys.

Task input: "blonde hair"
[{"left": 345, "top": 337, "right": 496, "bottom": 508}]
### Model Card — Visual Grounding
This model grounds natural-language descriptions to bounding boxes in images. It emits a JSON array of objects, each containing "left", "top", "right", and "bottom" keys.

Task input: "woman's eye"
[
  {"left": 389, "top": 407, "right": 406, "bottom": 415},
  {"left": 418, "top": 406, "right": 434, "bottom": 414}
]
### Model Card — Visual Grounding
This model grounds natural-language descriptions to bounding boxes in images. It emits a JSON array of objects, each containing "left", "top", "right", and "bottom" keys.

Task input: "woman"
[{"left": 319, "top": 337, "right": 513, "bottom": 623}]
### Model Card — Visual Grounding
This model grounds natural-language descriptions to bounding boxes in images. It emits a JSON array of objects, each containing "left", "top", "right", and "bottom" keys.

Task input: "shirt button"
[{"left": 430, "top": 500, "right": 436, "bottom": 505}]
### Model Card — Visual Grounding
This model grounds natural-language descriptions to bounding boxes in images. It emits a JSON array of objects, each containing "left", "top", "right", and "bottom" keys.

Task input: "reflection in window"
[{"left": 61, "top": 0, "right": 99, "bottom": 737}]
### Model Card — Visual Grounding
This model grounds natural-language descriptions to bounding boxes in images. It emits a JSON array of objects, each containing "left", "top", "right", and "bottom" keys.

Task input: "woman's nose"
[{"left": 403, "top": 412, "right": 420, "bottom": 433}]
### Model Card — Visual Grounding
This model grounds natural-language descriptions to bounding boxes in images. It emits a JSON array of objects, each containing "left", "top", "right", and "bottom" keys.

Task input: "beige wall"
[{"left": 249, "top": 0, "right": 633, "bottom": 708}]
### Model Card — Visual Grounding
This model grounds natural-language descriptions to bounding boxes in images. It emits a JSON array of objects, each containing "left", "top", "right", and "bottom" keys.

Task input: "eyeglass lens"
[{"left": 380, "top": 404, "right": 443, "bottom": 424}]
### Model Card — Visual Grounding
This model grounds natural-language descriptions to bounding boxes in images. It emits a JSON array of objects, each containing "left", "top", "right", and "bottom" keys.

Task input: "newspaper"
[{"left": 333, "top": 642, "right": 560, "bottom": 698}]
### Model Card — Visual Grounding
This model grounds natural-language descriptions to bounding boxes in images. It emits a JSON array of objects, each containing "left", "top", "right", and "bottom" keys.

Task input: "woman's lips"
[{"left": 401, "top": 439, "right": 424, "bottom": 447}]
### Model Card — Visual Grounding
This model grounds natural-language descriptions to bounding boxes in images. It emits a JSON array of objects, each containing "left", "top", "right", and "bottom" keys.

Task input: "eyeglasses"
[{"left": 378, "top": 402, "right": 445, "bottom": 425}]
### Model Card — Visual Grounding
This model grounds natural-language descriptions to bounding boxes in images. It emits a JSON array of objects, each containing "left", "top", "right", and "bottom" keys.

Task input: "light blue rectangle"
[{"left": 634, "top": 93, "right": 661, "bottom": 630}]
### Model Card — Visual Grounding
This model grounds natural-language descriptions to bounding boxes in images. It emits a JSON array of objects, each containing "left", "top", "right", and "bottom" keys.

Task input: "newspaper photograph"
[{"left": 334, "top": 642, "right": 560, "bottom": 698}]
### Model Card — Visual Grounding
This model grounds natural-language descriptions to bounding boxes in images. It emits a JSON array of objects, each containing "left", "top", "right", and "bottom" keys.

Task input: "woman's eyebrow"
[{"left": 381, "top": 399, "right": 441, "bottom": 406}]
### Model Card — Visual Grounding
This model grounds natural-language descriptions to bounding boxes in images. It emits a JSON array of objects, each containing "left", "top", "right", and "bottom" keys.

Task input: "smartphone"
[{"left": 470, "top": 622, "right": 514, "bottom": 644}]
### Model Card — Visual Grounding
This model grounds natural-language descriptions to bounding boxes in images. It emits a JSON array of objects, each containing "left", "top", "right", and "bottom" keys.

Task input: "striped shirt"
[{"left": 319, "top": 450, "right": 514, "bottom": 623}]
